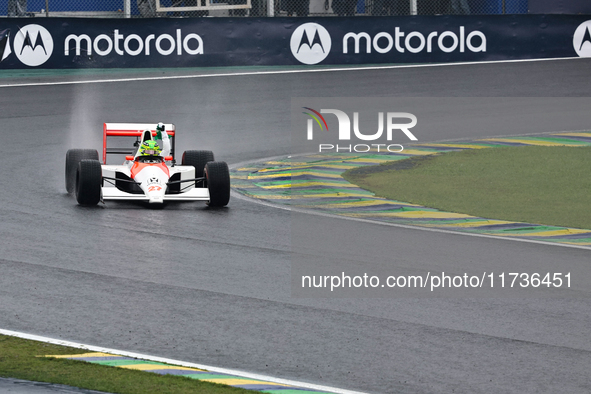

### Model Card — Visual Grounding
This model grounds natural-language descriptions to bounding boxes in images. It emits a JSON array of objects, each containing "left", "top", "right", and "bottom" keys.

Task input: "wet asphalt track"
[
  {"left": 0, "top": 377, "right": 111, "bottom": 393},
  {"left": 1, "top": 59, "right": 591, "bottom": 393}
]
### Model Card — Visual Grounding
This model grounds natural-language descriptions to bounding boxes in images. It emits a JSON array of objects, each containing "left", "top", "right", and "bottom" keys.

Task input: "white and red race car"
[{"left": 65, "top": 123, "right": 230, "bottom": 207}]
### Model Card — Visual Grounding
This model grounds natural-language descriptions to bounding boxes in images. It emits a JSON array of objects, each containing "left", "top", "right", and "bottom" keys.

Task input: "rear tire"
[
  {"left": 76, "top": 159, "right": 102, "bottom": 206},
  {"left": 66, "top": 149, "right": 99, "bottom": 193},
  {"left": 182, "top": 150, "right": 214, "bottom": 185},
  {"left": 205, "top": 161, "right": 230, "bottom": 207}
]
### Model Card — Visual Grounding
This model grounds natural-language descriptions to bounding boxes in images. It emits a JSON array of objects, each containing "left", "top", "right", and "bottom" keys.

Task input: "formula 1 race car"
[{"left": 65, "top": 123, "right": 230, "bottom": 207}]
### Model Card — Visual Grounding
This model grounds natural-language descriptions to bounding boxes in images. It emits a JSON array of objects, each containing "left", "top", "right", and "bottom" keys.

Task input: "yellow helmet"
[{"left": 139, "top": 140, "right": 161, "bottom": 156}]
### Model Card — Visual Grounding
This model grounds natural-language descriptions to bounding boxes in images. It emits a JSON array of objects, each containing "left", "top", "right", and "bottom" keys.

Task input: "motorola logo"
[
  {"left": 573, "top": 20, "right": 591, "bottom": 57},
  {"left": 14, "top": 24, "right": 53, "bottom": 67},
  {"left": 0, "top": 29, "right": 11, "bottom": 62},
  {"left": 290, "top": 23, "right": 331, "bottom": 65}
]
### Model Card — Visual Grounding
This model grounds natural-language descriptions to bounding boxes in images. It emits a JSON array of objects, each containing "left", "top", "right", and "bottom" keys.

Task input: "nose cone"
[
  {"left": 145, "top": 183, "right": 165, "bottom": 204},
  {"left": 134, "top": 165, "right": 169, "bottom": 204}
]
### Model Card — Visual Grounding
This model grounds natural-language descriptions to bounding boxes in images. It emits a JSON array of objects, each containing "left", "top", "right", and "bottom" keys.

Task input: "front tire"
[
  {"left": 182, "top": 150, "right": 214, "bottom": 185},
  {"left": 66, "top": 149, "right": 99, "bottom": 193},
  {"left": 76, "top": 159, "right": 102, "bottom": 206},
  {"left": 205, "top": 161, "right": 230, "bottom": 207}
]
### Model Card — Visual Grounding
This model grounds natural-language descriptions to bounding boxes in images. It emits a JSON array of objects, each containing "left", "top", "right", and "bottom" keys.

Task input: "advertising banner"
[{"left": 0, "top": 15, "right": 590, "bottom": 69}]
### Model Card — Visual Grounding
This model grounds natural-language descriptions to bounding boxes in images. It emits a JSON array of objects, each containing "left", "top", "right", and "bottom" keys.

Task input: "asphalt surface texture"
[
  {"left": 0, "top": 378, "right": 110, "bottom": 394},
  {"left": 1, "top": 58, "right": 590, "bottom": 394}
]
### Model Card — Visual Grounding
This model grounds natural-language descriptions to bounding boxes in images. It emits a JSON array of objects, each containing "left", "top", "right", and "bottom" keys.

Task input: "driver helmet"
[{"left": 139, "top": 140, "right": 161, "bottom": 156}]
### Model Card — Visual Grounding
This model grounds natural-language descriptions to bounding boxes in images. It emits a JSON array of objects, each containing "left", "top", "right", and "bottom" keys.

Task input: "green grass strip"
[
  {"left": 0, "top": 335, "right": 253, "bottom": 394},
  {"left": 343, "top": 146, "right": 591, "bottom": 230}
]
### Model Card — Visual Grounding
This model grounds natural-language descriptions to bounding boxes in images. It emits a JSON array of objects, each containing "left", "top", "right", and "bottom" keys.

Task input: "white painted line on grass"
[
  {"left": 0, "top": 57, "right": 584, "bottom": 88},
  {"left": 0, "top": 329, "right": 367, "bottom": 394}
]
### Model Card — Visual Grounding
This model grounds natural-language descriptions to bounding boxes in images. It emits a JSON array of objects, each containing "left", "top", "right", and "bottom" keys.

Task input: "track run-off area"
[{"left": 1, "top": 58, "right": 590, "bottom": 393}]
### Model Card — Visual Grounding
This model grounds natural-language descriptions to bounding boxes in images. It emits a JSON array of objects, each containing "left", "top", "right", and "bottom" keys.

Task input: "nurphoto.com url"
[{"left": 302, "top": 272, "right": 572, "bottom": 292}]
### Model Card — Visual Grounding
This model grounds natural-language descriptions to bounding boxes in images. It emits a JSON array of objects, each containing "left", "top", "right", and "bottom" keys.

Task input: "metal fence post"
[
  {"left": 267, "top": 0, "right": 274, "bottom": 16},
  {"left": 124, "top": 0, "right": 131, "bottom": 17},
  {"left": 410, "top": 0, "right": 417, "bottom": 15}
]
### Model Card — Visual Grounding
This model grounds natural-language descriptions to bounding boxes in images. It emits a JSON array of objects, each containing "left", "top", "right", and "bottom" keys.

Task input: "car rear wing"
[{"left": 103, "top": 123, "right": 176, "bottom": 164}]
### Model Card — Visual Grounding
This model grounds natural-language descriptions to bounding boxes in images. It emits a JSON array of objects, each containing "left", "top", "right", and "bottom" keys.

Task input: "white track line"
[
  {"left": 0, "top": 329, "right": 367, "bottom": 394},
  {"left": 229, "top": 137, "right": 591, "bottom": 252},
  {"left": 0, "top": 56, "right": 584, "bottom": 88},
  {"left": 231, "top": 190, "right": 591, "bottom": 251}
]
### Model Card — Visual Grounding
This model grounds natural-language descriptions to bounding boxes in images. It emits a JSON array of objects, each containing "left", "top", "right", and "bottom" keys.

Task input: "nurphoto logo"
[{"left": 303, "top": 107, "right": 418, "bottom": 153}]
